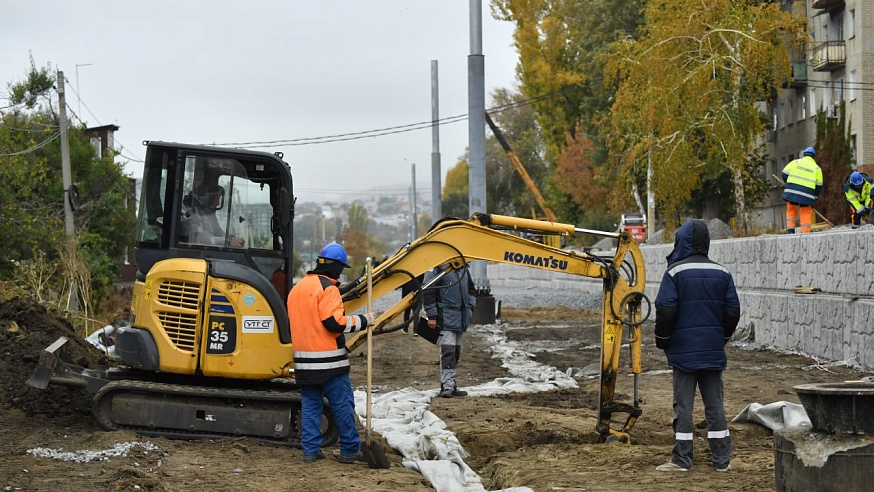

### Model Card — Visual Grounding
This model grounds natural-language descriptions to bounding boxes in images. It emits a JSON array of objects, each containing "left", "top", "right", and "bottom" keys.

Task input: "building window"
[
  {"left": 834, "top": 13, "right": 844, "bottom": 41},
  {"left": 823, "top": 81, "right": 832, "bottom": 112},
  {"left": 779, "top": 103, "right": 785, "bottom": 129},
  {"left": 851, "top": 134, "right": 857, "bottom": 162},
  {"left": 849, "top": 70, "right": 857, "bottom": 101},
  {"left": 91, "top": 136, "right": 102, "bottom": 159},
  {"left": 788, "top": 99, "right": 794, "bottom": 126},
  {"left": 772, "top": 109, "right": 777, "bottom": 131},
  {"left": 810, "top": 88, "right": 817, "bottom": 118},
  {"left": 848, "top": 9, "right": 855, "bottom": 39},
  {"left": 800, "top": 95, "right": 806, "bottom": 121}
]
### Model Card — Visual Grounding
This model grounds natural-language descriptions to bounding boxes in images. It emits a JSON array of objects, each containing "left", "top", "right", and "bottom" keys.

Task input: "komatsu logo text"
[{"left": 503, "top": 251, "right": 568, "bottom": 270}]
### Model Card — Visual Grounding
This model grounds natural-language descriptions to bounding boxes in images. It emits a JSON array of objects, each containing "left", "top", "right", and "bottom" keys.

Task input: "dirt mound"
[{"left": 0, "top": 297, "right": 110, "bottom": 417}]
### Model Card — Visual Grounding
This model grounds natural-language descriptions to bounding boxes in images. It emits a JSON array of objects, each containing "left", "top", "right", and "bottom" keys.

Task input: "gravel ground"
[{"left": 489, "top": 284, "right": 603, "bottom": 312}]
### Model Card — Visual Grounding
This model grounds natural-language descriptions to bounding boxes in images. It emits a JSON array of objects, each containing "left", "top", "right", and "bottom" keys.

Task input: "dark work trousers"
[
  {"left": 438, "top": 330, "right": 462, "bottom": 391},
  {"left": 670, "top": 368, "right": 731, "bottom": 469}
]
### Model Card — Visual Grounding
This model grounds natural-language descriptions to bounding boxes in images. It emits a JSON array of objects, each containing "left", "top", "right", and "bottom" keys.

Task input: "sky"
[{"left": 1, "top": 1, "right": 520, "bottom": 204}]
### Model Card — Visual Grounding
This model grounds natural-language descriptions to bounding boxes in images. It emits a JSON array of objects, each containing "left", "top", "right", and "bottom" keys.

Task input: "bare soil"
[{"left": 0, "top": 298, "right": 866, "bottom": 492}]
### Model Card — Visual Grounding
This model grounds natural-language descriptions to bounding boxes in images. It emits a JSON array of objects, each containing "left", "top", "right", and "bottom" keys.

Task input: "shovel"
[{"left": 362, "top": 257, "right": 390, "bottom": 469}]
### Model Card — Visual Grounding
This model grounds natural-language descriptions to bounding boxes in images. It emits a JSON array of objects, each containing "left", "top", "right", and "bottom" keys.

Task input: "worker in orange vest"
[{"left": 288, "top": 243, "right": 374, "bottom": 464}]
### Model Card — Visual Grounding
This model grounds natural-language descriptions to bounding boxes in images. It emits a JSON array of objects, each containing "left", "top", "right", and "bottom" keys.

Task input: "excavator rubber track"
[{"left": 92, "top": 380, "right": 338, "bottom": 448}]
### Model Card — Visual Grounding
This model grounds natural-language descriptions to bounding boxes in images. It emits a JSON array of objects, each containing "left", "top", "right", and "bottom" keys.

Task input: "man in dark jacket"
[
  {"left": 423, "top": 263, "right": 476, "bottom": 398},
  {"left": 654, "top": 219, "right": 740, "bottom": 472}
]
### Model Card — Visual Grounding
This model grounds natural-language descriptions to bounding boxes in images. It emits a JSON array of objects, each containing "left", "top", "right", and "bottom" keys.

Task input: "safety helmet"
[
  {"left": 850, "top": 171, "right": 864, "bottom": 187},
  {"left": 318, "top": 243, "right": 350, "bottom": 268},
  {"left": 803, "top": 147, "right": 816, "bottom": 157}
]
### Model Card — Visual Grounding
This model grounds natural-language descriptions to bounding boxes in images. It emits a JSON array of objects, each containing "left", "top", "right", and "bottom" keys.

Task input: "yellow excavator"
[{"left": 27, "top": 141, "right": 650, "bottom": 447}]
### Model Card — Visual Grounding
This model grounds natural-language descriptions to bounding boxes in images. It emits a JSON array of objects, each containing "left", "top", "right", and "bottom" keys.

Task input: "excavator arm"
[{"left": 342, "top": 213, "right": 650, "bottom": 443}]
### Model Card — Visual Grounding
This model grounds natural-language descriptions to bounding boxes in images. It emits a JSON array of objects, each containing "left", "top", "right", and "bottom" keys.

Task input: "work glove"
[{"left": 360, "top": 312, "right": 376, "bottom": 328}]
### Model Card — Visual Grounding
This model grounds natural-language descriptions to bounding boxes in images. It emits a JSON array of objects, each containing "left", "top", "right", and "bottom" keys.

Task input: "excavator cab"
[{"left": 125, "top": 141, "right": 297, "bottom": 379}]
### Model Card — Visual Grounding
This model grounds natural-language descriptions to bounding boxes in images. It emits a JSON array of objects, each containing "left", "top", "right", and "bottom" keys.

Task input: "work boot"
[
  {"left": 440, "top": 387, "right": 454, "bottom": 398},
  {"left": 452, "top": 389, "right": 468, "bottom": 397},
  {"left": 655, "top": 462, "right": 689, "bottom": 472},
  {"left": 337, "top": 451, "right": 366, "bottom": 464},
  {"left": 302, "top": 450, "right": 325, "bottom": 463}
]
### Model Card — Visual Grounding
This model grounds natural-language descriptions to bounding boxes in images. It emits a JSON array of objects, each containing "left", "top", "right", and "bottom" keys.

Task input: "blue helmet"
[
  {"left": 318, "top": 243, "right": 350, "bottom": 268},
  {"left": 803, "top": 147, "right": 816, "bottom": 157},
  {"left": 850, "top": 171, "right": 864, "bottom": 187}
]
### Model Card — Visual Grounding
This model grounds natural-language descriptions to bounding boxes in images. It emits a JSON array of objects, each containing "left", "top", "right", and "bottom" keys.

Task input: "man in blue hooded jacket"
[{"left": 654, "top": 219, "right": 741, "bottom": 472}]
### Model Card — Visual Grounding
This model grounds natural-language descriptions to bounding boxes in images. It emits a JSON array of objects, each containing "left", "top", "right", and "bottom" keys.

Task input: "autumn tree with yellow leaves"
[{"left": 603, "top": 0, "right": 806, "bottom": 231}]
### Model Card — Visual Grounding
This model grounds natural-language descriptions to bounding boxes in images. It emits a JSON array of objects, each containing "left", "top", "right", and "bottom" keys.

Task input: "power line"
[
  {"left": 212, "top": 90, "right": 565, "bottom": 149},
  {"left": 216, "top": 114, "right": 468, "bottom": 148},
  {"left": 0, "top": 126, "right": 64, "bottom": 156}
]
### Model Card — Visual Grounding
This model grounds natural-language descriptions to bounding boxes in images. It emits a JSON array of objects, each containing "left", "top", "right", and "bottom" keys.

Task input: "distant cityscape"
[{"left": 293, "top": 190, "right": 432, "bottom": 267}]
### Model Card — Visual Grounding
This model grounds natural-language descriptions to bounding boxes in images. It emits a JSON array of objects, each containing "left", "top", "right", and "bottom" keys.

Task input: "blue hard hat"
[
  {"left": 851, "top": 172, "right": 864, "bottom": 187},
  {"left": 803, "top": 147, "right": 816, "bottom": 157},
  {"left": 318, "top": 243, "right": 350, "bottom": 268}
]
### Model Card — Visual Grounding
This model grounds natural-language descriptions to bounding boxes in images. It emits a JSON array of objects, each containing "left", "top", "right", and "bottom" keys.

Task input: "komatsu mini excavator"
[{"left": 27, "top": 141, "right": 650, "bottom": 447}]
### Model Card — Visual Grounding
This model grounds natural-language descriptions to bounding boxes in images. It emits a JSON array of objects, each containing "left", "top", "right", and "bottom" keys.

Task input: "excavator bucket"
[{"left": 26, "top": 337, "right": 109, "bottom": 394}]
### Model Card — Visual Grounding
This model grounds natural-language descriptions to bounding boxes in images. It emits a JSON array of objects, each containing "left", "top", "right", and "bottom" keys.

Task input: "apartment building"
[{"left": 754, "top": 0, "right": 873, "bottom": 228}]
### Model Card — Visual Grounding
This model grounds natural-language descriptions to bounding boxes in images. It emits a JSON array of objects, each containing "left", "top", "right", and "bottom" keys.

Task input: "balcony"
[
  {"left": 811, "top": 0, "right": 843, "bottom": 10},
  {"left": 790, "top": 61, "right": 807, "bottom": 87},
  {"left": 811, "top": 41, "right": 846, "bottom": 71}
]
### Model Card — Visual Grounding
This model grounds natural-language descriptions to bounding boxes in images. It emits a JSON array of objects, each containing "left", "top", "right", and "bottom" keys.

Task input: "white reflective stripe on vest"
[
  {"left": 785, "top": 189, "right": 817, "bottom": 200},
  {"left": 293, "top": 348, "right": 347, "bottom": 359},
  {"left": 294, "top": 359, "right": 351, "bottom": 371}
]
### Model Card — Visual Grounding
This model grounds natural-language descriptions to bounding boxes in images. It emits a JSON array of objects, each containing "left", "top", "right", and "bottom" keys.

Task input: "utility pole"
[
  {"left": 430, "top": 60, "right": 442, "bottom": 224},
  {"left": 57, "top": 70, "right": 79, "bottom": 312},
  {"left": 410, "top": 163, "right": 418, "bottom": 240},
  {"left": 468, "top": 0, "right": 495, "bottom": 324}
]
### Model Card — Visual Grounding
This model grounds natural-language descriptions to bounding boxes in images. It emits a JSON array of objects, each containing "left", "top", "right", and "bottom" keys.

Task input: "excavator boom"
[{"left": 343, "top": 213, "right": 649, "bottom": 443}]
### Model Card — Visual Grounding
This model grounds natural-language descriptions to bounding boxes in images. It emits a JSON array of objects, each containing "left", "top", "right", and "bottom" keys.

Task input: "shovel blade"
[{"left": 362, "top": 439, "right": 390, "bottom": 469}]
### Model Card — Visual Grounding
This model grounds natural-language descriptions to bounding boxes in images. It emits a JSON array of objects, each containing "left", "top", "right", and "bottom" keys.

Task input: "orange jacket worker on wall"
[
  {"left": 287, "top": 242, "right": 374, "bottom": 464},
  {"left": 780, "top": 147, "right": 822, "bottom": 233}
]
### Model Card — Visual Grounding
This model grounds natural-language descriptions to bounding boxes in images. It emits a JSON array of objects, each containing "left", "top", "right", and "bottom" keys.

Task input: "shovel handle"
[{"left": 365, "top": 257, "right": 373, "bottom": 442}]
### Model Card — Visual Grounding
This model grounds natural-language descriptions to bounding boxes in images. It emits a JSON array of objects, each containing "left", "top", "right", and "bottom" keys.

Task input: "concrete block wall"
[{"left": 487, "top": 228, "right": 874, "bottom": 370}]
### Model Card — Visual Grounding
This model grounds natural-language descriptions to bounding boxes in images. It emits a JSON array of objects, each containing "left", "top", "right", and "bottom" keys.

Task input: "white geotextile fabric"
[
  {"left": 732, "top": 401, "right": 811, "bottom": 431},
  {"left": 353, "top": 322, "right": 579, "bottom": 492}
]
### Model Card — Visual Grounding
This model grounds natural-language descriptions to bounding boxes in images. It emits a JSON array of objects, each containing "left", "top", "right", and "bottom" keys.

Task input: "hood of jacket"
[{"left": 665, "top": 219, "right": 710, "bottom": 265}]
